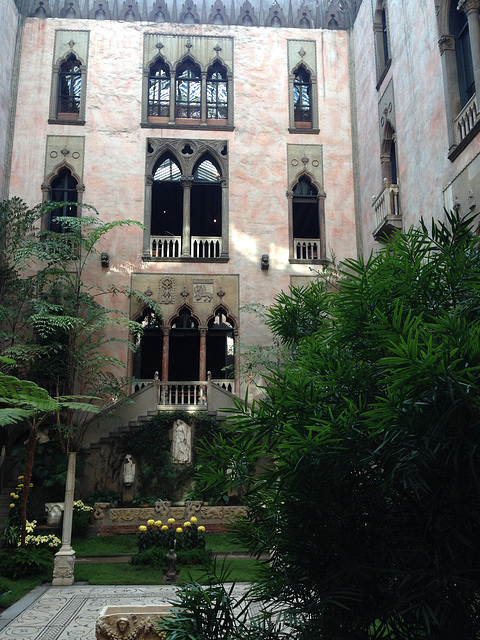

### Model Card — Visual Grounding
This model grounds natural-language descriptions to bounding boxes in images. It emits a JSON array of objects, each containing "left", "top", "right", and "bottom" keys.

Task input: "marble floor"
[{"left": 0, "top": 584, "right": 182, "bottom": 640}]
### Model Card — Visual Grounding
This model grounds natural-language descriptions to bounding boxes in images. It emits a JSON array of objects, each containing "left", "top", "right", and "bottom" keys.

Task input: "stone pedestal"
[
  {"left": 52, "top": 452, "right": 76, "bottom": 586},
  {"left": 52, "top": 546, "right": 75, "bottom": 586}
]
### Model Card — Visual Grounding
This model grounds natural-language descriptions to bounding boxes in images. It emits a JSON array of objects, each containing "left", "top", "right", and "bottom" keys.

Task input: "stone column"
[
  {"left": 169, "top": 70, "right": 176, "bottom": 124},
  {"left": 162, "top": 327, "right": 170, "bottom": 381},
  {"left": 438, "top": 34, "right": 461, "bottom": 151},
  {"left": 201, "top": 71, "right": 207, "bottom": 126},
  {"left": 458, "top": 0, "right": 480, "bottom": 98},
  {"left": 52, "top": 452, "right": 76, "bottom": 586},
  {"left": 199, "top": 328, "right": 207, "bottom": 381},
  {"left": 181, "top": 176, "right": 193, "bottom": 257},
  {"left": 143, "top": 175, "right": 153, "bottom": 258},
  {"left": 286, "top": 190, "right": 294, "bottom": 260},
  {"left": 220, "top": 179, "right": 229, "bottom": 258},
  {"left": 233, "top": 327, "right": 240, "bottom": 393}
]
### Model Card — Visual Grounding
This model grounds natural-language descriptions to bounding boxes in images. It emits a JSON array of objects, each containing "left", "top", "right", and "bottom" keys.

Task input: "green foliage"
[
  {"left": 137, "top": 521, "right": 206, "bottom": 552},
  {"left": 132, "top": 547, "right": 211, "bottom": 568},
  {"left": 86, "top": 489, "right": 122, "bottom": 507},
  {"left": 0, "top": 547, "right": 53, "bottom": 579},
  {"left": 123, "top": 411, "right": 224, "bottom": 500},
  {"left": 197, "top": 210, "right": 480, "bottom": 639}
]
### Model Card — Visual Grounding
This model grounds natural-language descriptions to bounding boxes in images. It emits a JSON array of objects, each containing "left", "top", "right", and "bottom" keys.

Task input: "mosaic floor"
[{"left": 0, "top": 583, "right": 254, "bottom": 640}]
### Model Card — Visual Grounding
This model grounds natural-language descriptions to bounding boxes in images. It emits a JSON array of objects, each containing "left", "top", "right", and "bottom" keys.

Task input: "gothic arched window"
[
  {"left": 57, "top": 55, "right": 81, "bottom": 116},
  {"left": 207, "top": 62, "right": 228, "bottom": 120},
  {"left": 148, "top": 59, "right": 170, "bottom": 117},
  {"left": 293, "top": 66, "right": 312, "bottom": 124},
  {"left": 151, "top": 155, "right": 183, "bottom": 257},
  {"left": 176, "top": 59, "right": 201, "bottom": 119},
  {"left": 48, "top": 168, "right": 78, "bottom": 233},
  {"left": 289, "top": 176, "right": 326, "bottom": 262}
]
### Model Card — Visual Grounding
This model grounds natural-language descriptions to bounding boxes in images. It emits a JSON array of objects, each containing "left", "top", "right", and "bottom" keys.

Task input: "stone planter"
[
  {"left": 45, "top": 502, "right": 65, "bottom": 525},
  {"left": 96, "top": 605, "right": 171, "bottom": 640}
]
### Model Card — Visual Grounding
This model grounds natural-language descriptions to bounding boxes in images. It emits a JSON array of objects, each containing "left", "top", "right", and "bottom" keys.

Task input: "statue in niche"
[
  {"left": 123, "top": 454, "right": 136, "bottom": 486},
  {"left": 172, "top": 420, "right": 191, "bottom": 464}
]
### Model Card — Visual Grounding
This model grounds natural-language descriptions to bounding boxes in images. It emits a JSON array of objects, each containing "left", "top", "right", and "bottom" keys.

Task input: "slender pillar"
[
  {"left": 181, "top": 176, "right": 193, "bottom": 256},
  {"left": 199, "top": 328, "right": 207, "bottom": 381},
  {"left": 162, "top": 327, "right": 170, "bottom": 381},
  {"left": 459, "top": 0, "right": 480, "bottom": 99},
  {"left": 220, "top": 179, "right": 229, "bottom": 258},
  {"left": 52, "top": 452, "right": 76, "bottom": 586},
  {"left": 233, "top": 328, "right": 240, "bottom": 394},
  {"left": 169, "top": 70, "right": 176, "bottom": 124},
  {"left": 200, "top": 71, "right": 207, "bottom": 126},
  {"left": 143, "top": 175, "right": 153, "bottom": 258}
]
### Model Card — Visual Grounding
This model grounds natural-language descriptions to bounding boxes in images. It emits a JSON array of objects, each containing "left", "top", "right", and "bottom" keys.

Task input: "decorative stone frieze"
[{"left": 96, "top": 605, "right": 171, "bottom": 640}]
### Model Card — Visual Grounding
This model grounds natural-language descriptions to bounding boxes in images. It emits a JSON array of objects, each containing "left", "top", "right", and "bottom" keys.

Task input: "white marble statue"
[
  {"left": 172, "top": 420, "right": 191, "bottom": 464},
  {"left": 123, "top": 454, "right": 136, "bottom": 486}
]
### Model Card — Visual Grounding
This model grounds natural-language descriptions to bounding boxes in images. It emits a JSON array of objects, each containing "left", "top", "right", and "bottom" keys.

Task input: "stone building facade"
[{"left": 0, "top": 0, "right": 479, "bottom": 496}]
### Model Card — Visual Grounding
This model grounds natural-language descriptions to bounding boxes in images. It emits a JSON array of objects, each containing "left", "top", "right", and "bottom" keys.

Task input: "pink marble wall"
[
  {"left": 0, "top": 0, "right": 19, "bottom": 194},
  {"left": 353, "top": 0, "right": 480, "bottom": 256},
  {"left": 9, "top": 18, "right": 357, "bottom": 382}
]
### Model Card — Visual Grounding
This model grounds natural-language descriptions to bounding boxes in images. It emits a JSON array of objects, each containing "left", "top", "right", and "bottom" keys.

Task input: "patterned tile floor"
[
  {"left": 0, "top": 584, "right": 181, "bottom": 640},
  {"left": 0, "top": 583, "right": 254, "bottom": 640}
]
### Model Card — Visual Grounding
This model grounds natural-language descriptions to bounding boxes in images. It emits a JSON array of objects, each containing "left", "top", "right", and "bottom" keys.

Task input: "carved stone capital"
[
  {"left": 180, "top": 175, "right": 194, "bottom": 189},
  {"left": 438, "top": 34, "right": 455, "bottom": 53},
  {"left": 457, "top": 0, "right": 480, "bottom": 14}
]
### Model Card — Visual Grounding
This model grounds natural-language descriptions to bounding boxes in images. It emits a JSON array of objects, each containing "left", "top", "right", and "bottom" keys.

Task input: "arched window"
[
  {"left": 151, "top": 155, "right": 183, "bottom": 257},
  {"left": 293, "top": 66, "right": 312, "bottom": 125},
  {"left": 48, "top": 168, "right": 78, "bottom": 233},
  {"left": 207, "top": 62, "right": 228, "bottom": 120},
  {"left": 289, "top": 176, "right": 325, "bottom": 261},
  {"left": 133, "top": 310, "right": 163, "bottom": 381},
  {"left": 450, "top": 3, "right": 474, "bottom": 108},
  {"left": 57, "top": 55, "right": 81, "bottom": 117},
  {"left": 374, "top": 1, "right": 391, "bottom": 85},
  {"left": 148, "top": 59, "right": 170, "bottom": 118},
  {"left": 191, "top": 157, "right": 222, "bottom": 257},
  {"left": 176, "top": 59, "right": 201, "bottom": 119},
  {"left": 169, "top": 308, "right": 200, "bottom": 380},
  {"left": 207, "top": 309, "right": 235, "bottom": 381}
]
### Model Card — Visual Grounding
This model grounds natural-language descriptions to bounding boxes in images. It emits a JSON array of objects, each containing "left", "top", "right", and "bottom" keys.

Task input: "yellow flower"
[
  {"left": 183, "top": 521, "right": 191, "bottom": 528},
  {"left": 9, "top": 503, "right": 15, "bottom": 509},
  {"left": 167, "top": 518, "right": 175, "bottom": 525},
  {"left": 10, "top": 493, "right": 15, "bottom": 498},
  {"left": 139, "top": 525, "right": 147, "bottom": 532},
  {"left": 161, "top": 525, "right": 168, "bottom": 531},
  {"left": 155, "top": 520, "right": 162, "bottom": 527},
  {"left": 190, "top": 516, "right": 197, "bottom": 523},
  {"left": 14, "top": 494, "right": 19, "bottom": 500},
  {"left": 198, "top": 526, "right": 206, "bottom": 533},
  {"left": 17, "top": 475, "right": 24, "bottom": 480},
  {"left": 176, "top": 527, "right": 183, "bottom": 533},
  {"left": 18, "top": 483, "right": 23, "bottom": 488},
  {"left": 147, "top": 519, "right": 155, "bottom": 526}
]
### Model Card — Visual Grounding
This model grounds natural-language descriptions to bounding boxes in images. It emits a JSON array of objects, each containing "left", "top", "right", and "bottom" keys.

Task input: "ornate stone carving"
[
  {"left": 193, "top": 282, "right": 214, "bottom": 302},
  {"left": 154, "top": 500, "right": 172, "bottom": 518},
  {"left": 110, "top": 508, "right": 154, "bottom": 521},
  {"left": 184, "top": 501, "right": 202, "bottom": 519},
  {"left": 172, "top": 419, "right": 192, "bottom": 464},
  {"left": 170, "top": 507, "right": 184, "bottom": 520},
  {"left": 93, "top": 502, "right": 110, "bottom": 520},
  {"left": 158, "top": 277, "right": 175, "bottom": 304},
  {"left": 96, "top": 613, "right": 166, "bottom": 640},
  {"left": 45, "top": 502, "right": 65, "bottom": 525}
]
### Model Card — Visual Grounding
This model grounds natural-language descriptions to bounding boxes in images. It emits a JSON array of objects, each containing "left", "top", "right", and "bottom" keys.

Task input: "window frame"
[
  {"left": 287, "top": 172, "right": 326, "bottom": 263},
  {"left": 49, "top": 51, "right": 87, "bottom": 125},
  {"left": 41, "top": 164, "right": 84, "bottom": 232}
]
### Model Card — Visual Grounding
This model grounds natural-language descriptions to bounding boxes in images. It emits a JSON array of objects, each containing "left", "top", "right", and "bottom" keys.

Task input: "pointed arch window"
[
  {"left": 151, "top": 155, "right": 183, "bottom": 258},
  {"left": 133, "top": 309, "right": 163, "bottom": 382},
  {"left": 293, "top": 66, "right": 312, "bottom": 125},
  {"left": 49, "top": 32, "right": 89, "bottom": 126},
  {"left": 148, "top": 58, "right": 171, "bottom": 118},
  {"left": 176, "top": 59, "right": 201, "bottom": 119},
  {"left": 288, "top": 176, "right": 326, "bottom": 262},
  {"left": 207, "top": 309, "right": 235, "bottom": 383},
  {"left": 191, "top": 157, "right": 222, "bottom": 258},
  {"left": 207, "top": 62, "right": 228, "bottom": 120},
  {"left": 169, "top": 308, "right": 200, "bottom": 380},
  {"left": 374, "top": 1, "right": 391, "bottom": 87},
  {"left": 450, "top": 4, "right": 474, "bottom": 109},
  {"left": 47, "top": 168, "right": 78, "bottom": 233},
  {"left": 58, "top": 55, "right": 81, "bottom": 116}
]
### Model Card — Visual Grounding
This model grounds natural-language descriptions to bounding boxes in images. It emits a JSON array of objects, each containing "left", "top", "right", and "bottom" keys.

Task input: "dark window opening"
[
  {"left": 169, "top": 308, "right": 200, "bottom": 380},
  {"left": 148, "top": 59, "right": 171, "bottom": 117},
  {"left": 176, "top": 59, "right": 201, "bottom": 118},
  {"left": 293, "top": 67, "right": 312, "bottom": 123},
  {"left": 450, "top": 5, "right": 474, "bottom": 108},
  {"left": 191, "top": 157, "right": 222, "bottom": 239},
  {"left": 206, "top": 309, "right": 234, "bottom": 379},
  {"left": 48, "top": 168, "right": 78, "bottom": 233},
  {"left": 151, "top": 156, "right": 183, "bottom": 247},
  {"left": 58, "top": 54, "right": 81, "bottom": 116},
  {"left": 207, "top": 62, "right": 228, "bottom": 119},
  {"left": 133, "top": 310, "right": 163, "bottom": 379},
  {"left": 293, "top": 177, "right": 319, "bottom": 239},
  {"left": 381, "top": 8, "right": 390, "bottom": 67}
]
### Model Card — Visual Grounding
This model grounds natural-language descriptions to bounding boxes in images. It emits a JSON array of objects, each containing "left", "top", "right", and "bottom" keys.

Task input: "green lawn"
[
  {"left": 74, "top": 558, "right": 263, "bottom": 584},
  {"left": 72, "top": 531, "right": 247, "bottom": 556},
  {"left": 0, "top": 574, "right": 51, "bottom": 610}
]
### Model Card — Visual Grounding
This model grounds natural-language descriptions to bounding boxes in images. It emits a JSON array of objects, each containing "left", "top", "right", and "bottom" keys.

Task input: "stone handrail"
[
  {"left": 372, "top": 179, "right": 400, "bottom": 230},
  {"left": 191, "top": 236, "right": 222, "bottom": 258},
  {"left": 454, "top": 94, "right": 479, "bottom": 144},
  {"left": 150, "top": 235, "right": 181, "bottom": 258},
  {"left": 294, "top": 238, "right": 320, "bottom": 260}
]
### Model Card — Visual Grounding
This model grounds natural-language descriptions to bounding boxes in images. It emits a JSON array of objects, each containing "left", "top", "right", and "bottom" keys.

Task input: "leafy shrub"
[
  {"left": 86, "top": 490, "right": 121, "bottom": 507},
  {"left": 68, "top": 500, "right": 93, "bottom": 537},
  {"left": 0, "top": 578, "right": 12, "bottom": 601},
  {"left": 176, "top": 548, "right": 212, "bottom": 566},
  {"left": 138, "top": 518, "right": 206, "bottom": 552},
  {"left": 131, "top": 547, "right": 166, "bottom": 569},
  {"left": 0, "top": 547, "right": 53, "bottom": 579}
]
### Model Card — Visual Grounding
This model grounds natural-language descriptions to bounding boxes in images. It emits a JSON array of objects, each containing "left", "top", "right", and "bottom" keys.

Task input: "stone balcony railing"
[
  {"left": 149, "top": 235, "right": 222, "bottom": 258},
  {"left": 131, "top": 379, "right": 236, "bottom": 408},
  {"left": 454, "top": 94, "right": 479, "bottom": 145},
  {"left": 372, "top": 179, "right": 401, "bottom": 241},
  {"left": 294, "top": 237, "right": 321, "bottom": 260}
]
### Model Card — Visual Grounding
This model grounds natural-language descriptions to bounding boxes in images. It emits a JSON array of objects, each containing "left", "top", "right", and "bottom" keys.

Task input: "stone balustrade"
[
  {"left": 294, "top": 238, "right": 320, "bottom": 260},
  {"left": 454, "top": 94, "right": 479, "bottom": 145},
  {"left": 371, "top": 179, "right": 401, "bottom": 240}
]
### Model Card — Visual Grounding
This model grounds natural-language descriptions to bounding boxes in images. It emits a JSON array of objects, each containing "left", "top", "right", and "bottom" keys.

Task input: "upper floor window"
[
  {"left": 293, "top": 66, "right": 312, "bottom": 125},
  {"left": 207, "top": 62, "right": 228, "bottom": 120},
  {"left": 450, "top": 4, "right": 474, "bottom": 108},
  {"left": 58, "top": 55, "right": 81, "bottom": 117},
  {"left": 47, "top": 168, "right": 78, "bottom": 233},
  {"left": 374, "top": 1, "right": 391, "bottom": 87},
  {"left": 148, "top": 58, "right": 171, "bottom": 118},
  {"left": 176, "top": 59, "right": 201, "bottom": 119},
  {"left": 288, "top": 175, "right": 326, "bottom": 262}
]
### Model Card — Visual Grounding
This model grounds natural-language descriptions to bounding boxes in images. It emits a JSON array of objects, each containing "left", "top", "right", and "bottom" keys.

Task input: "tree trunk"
[{"left": 20, "top": 423, "right": 38, "bottom": 547}]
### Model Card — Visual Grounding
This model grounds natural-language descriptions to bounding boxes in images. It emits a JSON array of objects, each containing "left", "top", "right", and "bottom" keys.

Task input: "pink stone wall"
[
  {"left": 352, "top": 0, "right": 480, "bottom": 256},
  {"left": 0, "top": 0, "right": 19, "bottom": 194},
  {"left": 10, "top": 18, "right": 357, "bottom": 381}
]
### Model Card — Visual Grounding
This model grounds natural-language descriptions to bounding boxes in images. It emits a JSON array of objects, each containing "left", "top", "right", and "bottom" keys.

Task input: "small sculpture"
[
  {"left": 116, "top": 618, "right": 130, "bottom": 635},
  {"left": 172, "top": 420, "right": 191, "bottom": 464},
  {"left": 166, "top": 547, "right": 177, "bottom": 582},
  {"left": 261, "top": 254, "right": 269, "bottom": 270},
  {"left": 123, "top": 454, "right": 136, "bottom": 487},
  {"left": 101, "top": 252, "right": 109, "bottom": 268}
]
